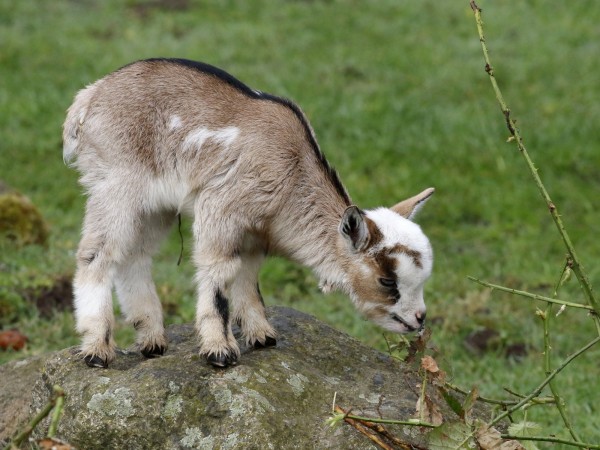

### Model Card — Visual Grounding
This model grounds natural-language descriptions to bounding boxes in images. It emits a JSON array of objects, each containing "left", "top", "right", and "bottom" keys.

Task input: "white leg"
[
  {"left": 114, "top": 212, "right": 174, "bottom": 357},
  {"left": 73, "top": 195, "right": 142, "bottom": 367},
  {"left": 114, "top": 257, "right": 167, "bottom": 357}
]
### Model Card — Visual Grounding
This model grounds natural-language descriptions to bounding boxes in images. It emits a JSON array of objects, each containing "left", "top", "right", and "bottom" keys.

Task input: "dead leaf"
[
  {"left": 38, "top": 437, "right": 76, "bottom": 450},
  {"left": 421, "top": 355, "right": 439, "bottom": 373},
  {"left": 405, "top": 328, "right": 431, "bottom": 363},
  {"left": 0, "top": 329, "right": 28, "bottom": 351},
  {"left": 420, "top": 355, "right": 447, "bottom": 384},
  {"left": 476, "top": 422, "right": 524, "bottom": 450},
  {"left": 415, "top": 395, "right": 444, "bottom": 426}
]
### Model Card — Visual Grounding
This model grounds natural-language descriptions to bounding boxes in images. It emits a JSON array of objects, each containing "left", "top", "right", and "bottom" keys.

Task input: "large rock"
[
  {"left": 0, "top": 355, "right": 45, "bottom": 440},
  {"left": 2, "top": 307, "right": 468, "bottom": 449}
]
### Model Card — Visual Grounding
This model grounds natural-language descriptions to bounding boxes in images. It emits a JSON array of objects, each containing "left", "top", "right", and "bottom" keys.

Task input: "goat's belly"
[{"left": 145, "top": 175, "right": 192, "bottom": 213}]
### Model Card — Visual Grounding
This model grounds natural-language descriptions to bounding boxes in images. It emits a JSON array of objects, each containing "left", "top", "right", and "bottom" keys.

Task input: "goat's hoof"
[
  {"left": 253, "top": 336, "right": 277, "bottom": 349},
  {"left": 141, "top": 344, "right": 166, "bottom": 358},
  {"left": 206, "top": 352, "right": 238, "bottom": 368},
  {"left": 84, "top": 354, "right": 108, "bottom": 368}
]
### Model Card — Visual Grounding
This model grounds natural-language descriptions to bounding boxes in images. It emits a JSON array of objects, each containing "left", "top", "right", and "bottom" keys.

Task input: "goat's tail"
[{"left": 62, "top": 81, "right": 100, "bottom": 165}]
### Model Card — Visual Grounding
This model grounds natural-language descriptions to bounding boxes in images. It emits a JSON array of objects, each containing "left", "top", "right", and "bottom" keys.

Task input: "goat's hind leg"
[
  {"left": 114, "top": 212, "right": 174, "bottom": 358},
  {"left": 74, "top": 196, "right": 141, "bottom": 368}
]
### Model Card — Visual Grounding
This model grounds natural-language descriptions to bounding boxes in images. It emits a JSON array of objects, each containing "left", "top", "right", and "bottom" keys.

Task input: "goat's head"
[{"left": 338, "top": 188, "right": 434, "bottom": 334}]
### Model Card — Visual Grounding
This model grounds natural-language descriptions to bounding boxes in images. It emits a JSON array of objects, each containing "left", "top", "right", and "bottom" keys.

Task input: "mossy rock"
[
  {"left": 0, "top": 187, "right": 49, "bottom": 246},
  {"left": 0, "top": 307, "right": 495, "bottom": 449}
]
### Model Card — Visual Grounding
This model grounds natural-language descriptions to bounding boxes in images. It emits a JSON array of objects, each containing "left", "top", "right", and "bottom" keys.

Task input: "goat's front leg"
[
  {"left": 230, "top": 253, "right": 277, "bottom": 348},
  {"left": 194, "top": 247, "right": 242, "bottom": 368}
]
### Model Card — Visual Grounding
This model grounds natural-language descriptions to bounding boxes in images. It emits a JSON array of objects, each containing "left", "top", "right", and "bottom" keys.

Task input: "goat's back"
[{"left": 63, "top": 60, "right": 338, "bottom": 216}]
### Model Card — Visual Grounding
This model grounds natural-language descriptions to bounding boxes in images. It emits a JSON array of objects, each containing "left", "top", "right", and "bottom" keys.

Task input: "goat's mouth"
[{"left": 390, "top": 313, "right": 417, "bottom": 332}]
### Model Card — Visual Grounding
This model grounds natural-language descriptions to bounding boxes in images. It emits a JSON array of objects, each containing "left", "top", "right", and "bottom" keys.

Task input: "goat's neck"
[{"left": 275, "top": 183, "right": 352, "bottom": 293}]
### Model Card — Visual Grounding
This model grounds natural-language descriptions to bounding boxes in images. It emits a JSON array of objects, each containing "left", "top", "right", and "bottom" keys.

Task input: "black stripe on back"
[{"left": 141, "top": 58, "right": 352, "bottom": 206}]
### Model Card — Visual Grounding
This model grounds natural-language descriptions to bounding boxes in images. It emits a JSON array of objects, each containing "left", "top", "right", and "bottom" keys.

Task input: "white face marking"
[
  {"left": 362, "top": 207, "right": 433, "bottom": 332},
  {"left": 183, "top": 126, "right": 239, "bottom": 151}
]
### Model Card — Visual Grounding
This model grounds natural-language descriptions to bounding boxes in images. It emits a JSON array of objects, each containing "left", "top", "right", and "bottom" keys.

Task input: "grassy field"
[{"left": 1, "top": 0, "right": 599, "bottom": 445}]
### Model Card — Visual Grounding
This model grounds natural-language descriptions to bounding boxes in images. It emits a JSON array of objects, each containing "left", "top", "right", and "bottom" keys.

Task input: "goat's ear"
[
  {"left": 339, "top": 206, "right": 370, "bottom": 252},
  {"left": 391, "top": 187, "right": 435, "bottom": 220}
]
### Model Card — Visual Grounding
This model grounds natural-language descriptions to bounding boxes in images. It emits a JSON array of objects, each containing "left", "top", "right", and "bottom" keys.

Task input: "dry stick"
[
  {"left": 334, "top": 406, "right": 429, "bottom": 450},
  {"left": 468, "top": 1, "right": 600, "bottom": 334},
  {"left": 488, "top": 335, "right": 600, "bottom": 427},
  {"left": 468, "top": 277, "right": 593, "bottom": 311},
  {"left": 334, "top": 406, "right": 396, "bottom": 450},
  {"left": 336, "top": 412, "right": 437, "bottom": 429}
]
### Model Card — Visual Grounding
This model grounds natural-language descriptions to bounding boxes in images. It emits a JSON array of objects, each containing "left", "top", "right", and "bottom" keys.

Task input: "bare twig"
[
  {"left": 468, "top": 277, "right": 594, "bottom": 311},
  {"left": 446, "top": 382, "right": 519, "bottom": 406},
  {"left": 501, "top": 434, "right": 600, "bottom": 449},
  {"left": 489, "top": 336, "right": 600, "bottom": 427},
  {"left": 469, "top": 1, "right": 600, "bottom": 332},
  {"left": 543, "top": 264, "right": 582, "bottom": 442}
]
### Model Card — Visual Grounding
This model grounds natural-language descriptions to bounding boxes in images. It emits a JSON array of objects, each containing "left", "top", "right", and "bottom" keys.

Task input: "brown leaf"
[
  {"left": 405, "top": 328, "right": 431, "bottom": 363},
  {"left": 415, "top": 395, "right": 444, "bottom": 426},
  {"left": 0, "top": 329, "right": 28, "bottom": 351},
  {"left": 420, "top": 355, "right": 447, "bottom": 385},
  {"left": 421, "top": 355, "right": 439, "bottom": 373},
  {"left": 475, "top": 423, "right": 524, "bottom": 450},
  {"left": 38, "top": 437, "right": 76, "bottom": 450}
]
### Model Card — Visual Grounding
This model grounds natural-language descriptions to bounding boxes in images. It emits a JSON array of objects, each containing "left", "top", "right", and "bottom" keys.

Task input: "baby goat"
[{"left": 63, "top": 58, "right": 434, "bottom": 368}]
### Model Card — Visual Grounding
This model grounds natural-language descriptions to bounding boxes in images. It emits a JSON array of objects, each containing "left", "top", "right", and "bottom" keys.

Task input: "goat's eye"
[{"left": 379, "top": 278, "right": 396, "bottom": 288}]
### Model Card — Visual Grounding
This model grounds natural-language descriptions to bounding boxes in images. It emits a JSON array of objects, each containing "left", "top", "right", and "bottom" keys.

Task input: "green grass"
[{"left": 1, "top": 0, "right": 600, "bottom": 445}]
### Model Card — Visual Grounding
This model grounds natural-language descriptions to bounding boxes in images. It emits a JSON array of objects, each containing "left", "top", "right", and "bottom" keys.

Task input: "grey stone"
[{"left": 1, "top": 307, "right": 467, "bottom": 449}]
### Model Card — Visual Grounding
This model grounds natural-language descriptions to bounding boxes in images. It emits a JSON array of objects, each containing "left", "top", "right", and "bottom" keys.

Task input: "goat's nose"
[{"left": 415, "top": 311, "right": 427, "bottom": 326}]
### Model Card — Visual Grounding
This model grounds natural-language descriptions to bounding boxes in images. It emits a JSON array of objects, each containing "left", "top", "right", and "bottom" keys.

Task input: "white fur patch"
[
  {"left": 168, "top": 115, "right": 183, "bottom": 131},
  {"left": 183, "top": 126, "right": 239, "bottom": 151},
  {"left": 74, "top": 282, "right": 113, "bottom": 333}
]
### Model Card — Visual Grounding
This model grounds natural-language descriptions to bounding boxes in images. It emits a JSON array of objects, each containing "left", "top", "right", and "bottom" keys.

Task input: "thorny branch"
[
  {"left": 469, "top": 0, "right": 600, "bottom": 331},
  {"left": 469, "top": 3, "right": 600, "bottom": 447}
]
